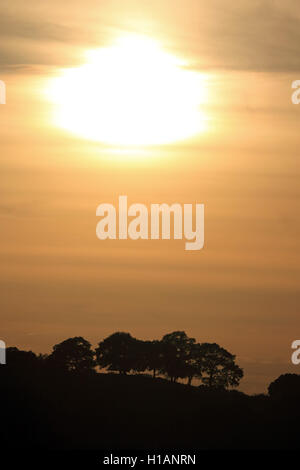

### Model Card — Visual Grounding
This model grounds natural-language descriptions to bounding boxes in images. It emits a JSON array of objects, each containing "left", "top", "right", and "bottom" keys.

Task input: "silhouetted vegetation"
[
  {"left": 0, "top": 332, "right": 299, "bottom": 449},
  {"left": 268, "top": 373, "right": 300, "bottom": 402},
  {"left": 95, "top": 331, "right": 243, "bottom": 388}
]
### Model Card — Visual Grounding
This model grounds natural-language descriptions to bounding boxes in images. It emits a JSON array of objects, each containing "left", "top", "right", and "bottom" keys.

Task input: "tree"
[
  {"left": 5, "top": 347, "right": 39, "bottom": 370},
  {"left": 139, "top": 340, "right": 165, "bottom": 378},
  {"left": 160, "top": 331, "right": 196, "bottom": 383},
  {"left": 49, "top": 337, "right": 95, "bottom": 373},
  {"left": 219, "top": 362, "right": 244, "bottom": 388},
  {"left": 129, "top": 339, "right": 151, "bottom": 375},
  {"left": 200, "top": 343, "right": 243, "bottom": 389},
  {"left": 95, "top": 332, "right": 138, "bottom": 375},
  {"left": 185, "top": 342, "right": 204, "bottom": 386},
  {"left": 268, "top": 374, "right": 300, "bottom": 401}
]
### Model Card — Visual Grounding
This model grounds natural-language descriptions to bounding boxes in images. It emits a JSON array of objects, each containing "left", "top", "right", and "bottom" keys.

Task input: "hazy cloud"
[{"left": 1, "top": 1, "right": 300, "bottom": 72}]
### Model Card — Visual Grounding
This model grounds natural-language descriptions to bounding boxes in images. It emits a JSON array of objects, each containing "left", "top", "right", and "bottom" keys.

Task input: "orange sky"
[{"left": 0, "top": 0, "right": 300, "bottom": 393}]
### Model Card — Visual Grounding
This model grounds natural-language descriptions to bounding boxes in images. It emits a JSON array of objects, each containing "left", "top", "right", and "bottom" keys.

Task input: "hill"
[{"left": 1, "top": 366, "right": 299, "bottom": 450}]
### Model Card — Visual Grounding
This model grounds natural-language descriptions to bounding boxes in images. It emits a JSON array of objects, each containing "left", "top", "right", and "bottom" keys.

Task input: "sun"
[{"left": 48, "top": 35, "right": 208, "bottom": 146}]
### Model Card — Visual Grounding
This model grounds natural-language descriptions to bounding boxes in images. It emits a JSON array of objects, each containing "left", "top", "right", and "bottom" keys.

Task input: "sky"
[{"left": 0, "top": 0, "right": 300, "bottom": 393}]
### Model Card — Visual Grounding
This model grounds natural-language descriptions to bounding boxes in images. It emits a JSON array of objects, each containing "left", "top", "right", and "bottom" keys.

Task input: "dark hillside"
[{"left": 1, "top": 366, "right": 299, "bottom": 450}]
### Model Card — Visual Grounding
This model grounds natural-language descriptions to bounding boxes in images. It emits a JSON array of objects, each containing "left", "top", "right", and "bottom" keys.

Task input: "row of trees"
[{"left": 48, "top": 331, "right": 244, "bottom": 389}]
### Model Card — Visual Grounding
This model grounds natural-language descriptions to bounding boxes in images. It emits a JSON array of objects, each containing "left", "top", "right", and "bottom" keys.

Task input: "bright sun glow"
[{"left": 48, "top": 35, "right": 208, "bottom": 146}]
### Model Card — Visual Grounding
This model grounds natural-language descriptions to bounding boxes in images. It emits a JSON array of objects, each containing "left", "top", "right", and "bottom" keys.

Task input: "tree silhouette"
[
  {"left": 144, "top": 340, "right": 165, "bottom": 378},
  {"left": 96, "top": 332, "right": 138, "bottom": 374},
  {"left": 131, "top": 339, "right": 166, "bottom": 378},
  {"left": 200, "top": 343, "right": 243, "bottom": 389},
  {"left": 49, "top": 337, "right": 95, "bottom": 373},
  {"left": 160, "top": 331, "right": 196, "bottom": 382},
  {"left": 268, "top": 373, "right": 300, "bottom": 401},
  {"left": 6, "top": 346, "right": 36, "bottom": 361},
  {"left": 5, "top": 347, "right": 39, "bottom": 370},
  {"left": 43, "top": 332, "right": 244, "bottom": 389},
  {"left": 185, "top": 342, "right": 204, "bottom": 386}
]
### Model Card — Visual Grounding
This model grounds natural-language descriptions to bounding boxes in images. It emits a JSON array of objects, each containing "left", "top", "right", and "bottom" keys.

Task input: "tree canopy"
[
  {"left": 95, "top": 330, "right": 243, "bottom": 389},
  {"left": 49, "top": 336, "right": 95, "bottom": 373}
]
